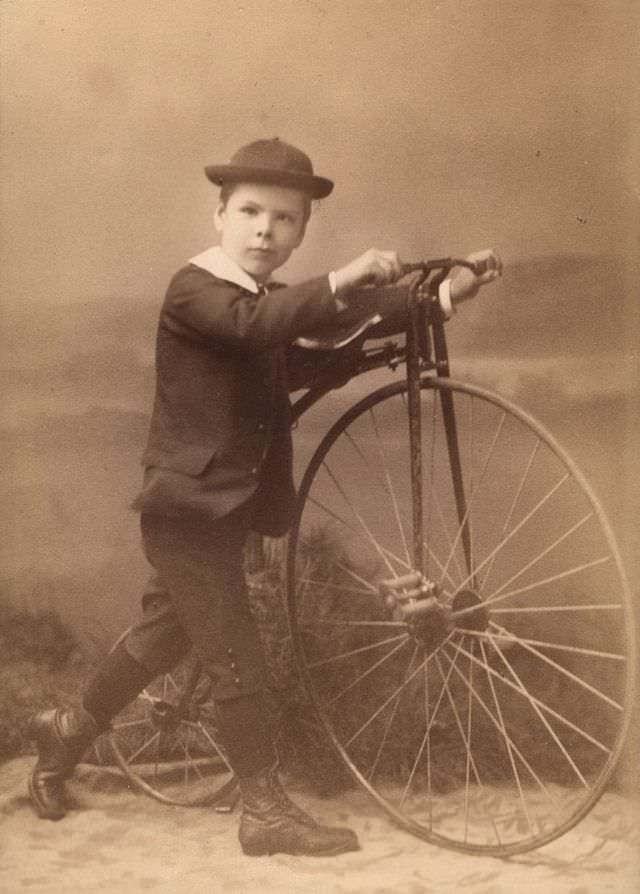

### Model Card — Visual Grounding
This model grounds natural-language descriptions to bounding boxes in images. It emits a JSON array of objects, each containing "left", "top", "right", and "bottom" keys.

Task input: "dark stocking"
[
  {"left": 215, "top": 691, "right": 276, "bottom": 778},
  {"left": 82, "top": 642, "right": 156, "bottom": 731}
]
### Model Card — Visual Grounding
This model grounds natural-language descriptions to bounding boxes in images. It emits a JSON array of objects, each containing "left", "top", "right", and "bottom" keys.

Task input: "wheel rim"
[
  {"left": 287, "top": 377, "right": 635, "bottom": 855},
  {"left": 108, "top": 654, "right": 235, "bottom": 807}
]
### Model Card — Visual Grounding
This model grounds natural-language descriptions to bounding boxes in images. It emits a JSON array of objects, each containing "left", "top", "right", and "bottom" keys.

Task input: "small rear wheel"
[
  {"left": 287, "top": 377, "right": 635, "bottom": 855},
  {"left": 108, "top": 651, "right": 236, "bottom": 807}
]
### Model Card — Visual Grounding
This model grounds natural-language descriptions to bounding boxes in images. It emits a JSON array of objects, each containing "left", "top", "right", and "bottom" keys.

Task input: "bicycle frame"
[{"left": 290, "top": 258, "right": 481, "bottom": 583}]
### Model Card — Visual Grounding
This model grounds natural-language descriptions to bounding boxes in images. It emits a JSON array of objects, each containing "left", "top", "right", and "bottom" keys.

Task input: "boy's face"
[{"left": 214, "top": 183, "right": 308, "bottom": 282}]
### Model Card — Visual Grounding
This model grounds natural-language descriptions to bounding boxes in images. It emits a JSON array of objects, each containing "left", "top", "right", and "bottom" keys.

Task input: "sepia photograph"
[{"left": 1, "top": 1, "right": 638, "bottom": 891}]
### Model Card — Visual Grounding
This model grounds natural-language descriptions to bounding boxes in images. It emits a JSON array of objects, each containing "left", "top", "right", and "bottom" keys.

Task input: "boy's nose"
[{"left": 255, "top": 214, "right": 273, "bottom": 237}]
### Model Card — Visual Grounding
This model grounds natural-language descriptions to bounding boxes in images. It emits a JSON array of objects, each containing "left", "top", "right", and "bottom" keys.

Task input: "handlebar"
[
  {"left": 293, "top": 256, "right": 488, "bottom": 353},
  {"left": 400, "top": 257, "right": 489, "bottom": 278}
]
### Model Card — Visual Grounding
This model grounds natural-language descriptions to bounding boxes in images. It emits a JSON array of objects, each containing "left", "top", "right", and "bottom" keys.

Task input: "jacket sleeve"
[
  {"left": 285, "top": 285, "right": 412, "bottom": 391},
  {"left": 162, "top": 266, "right": 342, "bottom": 350},
  {"left": 286, "top": 284, "right": 411, "bottom": 349},
  {"left": 341, "top": 284, "right": 410, "bottom": 337}
]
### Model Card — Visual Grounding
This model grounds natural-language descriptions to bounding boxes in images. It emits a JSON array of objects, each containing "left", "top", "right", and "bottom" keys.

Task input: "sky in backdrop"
[
  {"left": 0, "top": 1, "right": 637, "bottom": 404},
  {"left": 1, "top": 1, "right": 637, "bottom": 311},
  {"left": 0, "top": 1, "right": 638, "bottom": 625}
]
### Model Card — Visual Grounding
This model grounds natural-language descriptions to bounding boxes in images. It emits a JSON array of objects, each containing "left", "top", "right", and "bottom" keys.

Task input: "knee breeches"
[{"left": 123, "top": 506, "right": 267, "bottom": 701}]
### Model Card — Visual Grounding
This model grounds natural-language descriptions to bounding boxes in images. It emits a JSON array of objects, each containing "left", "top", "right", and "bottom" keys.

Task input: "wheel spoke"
[
  {"left": 429, "top": 487, "right": 465, "bottom": 589},
  {"left": 367, "top": 407, "right": 412, "bottom": 567},
  {"left": 112, "top": 718, "right": 152, "bottom": 731},
  {"left": 335, "top": 560, "right": 381, "bottom": 594},
  {"left": 307, "top": 632, "right": 409, "bottom": 669},
  {"left": 481, "top": 439, "right": 541, "bottom": 593},
  {"left": 481, "top": 624, "right": 627, "bottom": 665},
  {"left": 326, "top": 636, "right": 411, "bottom": 707},
  {"left": 310, "top": 618, "right": 407, "bottom": 628},
  {"left": 486, "top": 621, "right": 624, "bottom": 709},
  {"left": 440, "top": 410, "right": 507, "bottom": 588},
  {"left": 450, "top": 474, "right": 570, "bottom": 598},
  {"left": 164, "top": 673, "right": 179, "bottom": 695},
  {"left": 424, "top": 661, "right": 433, "bottom": 829},
  {"left": 434, "top": 651, "right": 484, "bottom": 792},
  {"left": 398, "top": 639, "right": 464, "bottom": 810},
  {"left": 480, "top": 634, "right": 593, "bottom": 790},
  {"left": 344, "top": 645, "right": 445, "bottom": 748},
  {"left": 454, "top": 635, "right": 611, "bottom": 760},
  {"left": 433, "top": 652, "right": 501, "bottom": 845},
  {"left": 479, "top": 640, "right": 534, "bottom": 836},
  {"left": 323, "top": 460, "right": 399, "bottom": 576},
  {"left": 124, "top": 729, "right": 162, "bottom": 766},
  {"left": 442, "top": 640, "right": 562, "bottom": 809},
  {"left": 297, "top": 576, "right": 375, "bottom": 597},
  {"left": 481, "top": 555, "right": 612, "bottom": 609},
  {"left": 307, "top": 494, "right": 411, "bottom": 575},
  {"left": 199, "top": 725, "right": 233, "bottom": 772},
  {"left": 288, "top": 377, "right": 633, "bottom": 856},
  {"left": 491, "top": 603, "right": 622, "bottom": 614},
  {"left": 464, "top": 639, "right": 474, "bottom": 841},
  {"left": 366, "top": 644, "right": 420, "bottom": 783},
  {"left": 484, "top": 512, "right": 594, "bottom": 604}
]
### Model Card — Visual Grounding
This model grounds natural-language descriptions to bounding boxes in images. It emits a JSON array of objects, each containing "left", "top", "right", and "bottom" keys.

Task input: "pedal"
[{"left": 378, "top": 573, "right": 439, "bottom": 619}]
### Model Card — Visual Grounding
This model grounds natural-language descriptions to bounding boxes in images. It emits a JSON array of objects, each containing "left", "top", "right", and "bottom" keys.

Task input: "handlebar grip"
[{"left": 471, "top": 259, "right": 489, "bottom": 276}]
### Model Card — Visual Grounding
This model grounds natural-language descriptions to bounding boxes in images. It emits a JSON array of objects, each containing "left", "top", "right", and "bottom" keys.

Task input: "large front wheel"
[{"left": 286, "top": 377, "right": 635, "bottom": 856}]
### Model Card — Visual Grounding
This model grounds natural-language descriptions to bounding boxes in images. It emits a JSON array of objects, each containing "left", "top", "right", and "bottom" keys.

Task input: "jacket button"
[
  {"left": 230, "top": 662, "right": 237, "bottom": 670},
  {"left": 250, "top": 467, "right": 258, "bottom": 476},
  {"left": 227, "top": 647, "right": 234, "bottom": 656},
  {"left": 257, "top": 422, "right": 265, "bottom": 431},
  {"left": 234, "top": 677, "right": 242, "bottom": 686}
]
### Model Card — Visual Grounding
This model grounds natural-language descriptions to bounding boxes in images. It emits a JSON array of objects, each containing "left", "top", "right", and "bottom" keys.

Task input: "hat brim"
[{"left": 204, "top": 164, "right": 334, "bottom": 199}]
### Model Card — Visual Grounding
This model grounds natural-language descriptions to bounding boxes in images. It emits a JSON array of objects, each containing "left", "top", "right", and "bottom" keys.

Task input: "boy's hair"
[{"left": 219, "top": 182, "right": 312, "bottom": 226}]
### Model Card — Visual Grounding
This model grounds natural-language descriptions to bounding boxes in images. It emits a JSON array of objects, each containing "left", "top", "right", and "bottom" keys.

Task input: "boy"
[{"left": 28, "top": 138, "right": 501, "bottom": 857}]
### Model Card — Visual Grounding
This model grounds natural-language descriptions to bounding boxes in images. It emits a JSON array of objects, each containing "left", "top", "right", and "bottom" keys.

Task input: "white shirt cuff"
[
  {"left": 329, "top": 271, "right": 349, "bottom": 311},
  {"left": 438, "top": 278, "right": 454, "bottom": 319}
]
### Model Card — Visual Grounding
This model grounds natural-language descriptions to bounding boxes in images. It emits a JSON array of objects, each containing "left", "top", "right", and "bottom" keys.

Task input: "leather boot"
[
  {"left": 238, "top": 764, "right": 359, "bottom": 857},
  {"left": 28, "top": 707, "right": 98, "bottom": 820}
]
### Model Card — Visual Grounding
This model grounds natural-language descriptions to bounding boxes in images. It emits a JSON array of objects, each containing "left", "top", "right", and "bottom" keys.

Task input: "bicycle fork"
[{"left": 380, "top": 279, "right": 476, "bottom": 638}]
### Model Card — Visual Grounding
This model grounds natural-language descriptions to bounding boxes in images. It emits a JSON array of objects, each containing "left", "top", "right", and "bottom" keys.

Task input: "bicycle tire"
[
  {"left": 108, "top": 649, "right": 236, "bottom": 808},
  {"left": 286, "top": 376, "right": 636, "bottom": 856}
]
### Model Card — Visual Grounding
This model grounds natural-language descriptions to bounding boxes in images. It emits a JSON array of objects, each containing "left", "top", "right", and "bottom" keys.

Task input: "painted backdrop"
[{"left": 1, "top": 0, "right": 638, "bottom": 640}]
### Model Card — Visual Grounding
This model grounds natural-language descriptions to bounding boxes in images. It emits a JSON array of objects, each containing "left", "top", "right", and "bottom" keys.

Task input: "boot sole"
[{"left": 241, "top": 838, "right": 360, "bottom": 857}]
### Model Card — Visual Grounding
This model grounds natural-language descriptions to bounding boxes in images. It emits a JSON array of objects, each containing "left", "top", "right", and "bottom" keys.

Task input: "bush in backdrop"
[
  {"left": 3, "top": 531, "right": 633, "bottom": 799},
  {"left": 249, "top": 528, "right": 634, "bottom": 796},
  {"left": 0, "top": 594, "right": 92, "bottom": 761}
]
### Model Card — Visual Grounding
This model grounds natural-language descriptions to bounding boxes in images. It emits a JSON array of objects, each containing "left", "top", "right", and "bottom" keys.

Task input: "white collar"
[{"left": 188, "top": 246, "right": 260, "bottom": 294}]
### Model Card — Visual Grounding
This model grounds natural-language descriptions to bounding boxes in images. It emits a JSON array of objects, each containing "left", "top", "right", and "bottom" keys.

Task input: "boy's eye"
[
  {"left": 277, "top": 213, "right": 295, "bottom": 223},
  {"left": 240, "top": 206, "right": 258, "bottom": 215}
]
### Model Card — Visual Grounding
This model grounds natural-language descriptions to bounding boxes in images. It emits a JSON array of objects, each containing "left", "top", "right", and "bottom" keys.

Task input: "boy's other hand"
[
  {"left": 334, "top": 249, "right": 403, "bottom": 294},
  {"left": 450, "top": 249, "right": 503, "bottom": 305}
]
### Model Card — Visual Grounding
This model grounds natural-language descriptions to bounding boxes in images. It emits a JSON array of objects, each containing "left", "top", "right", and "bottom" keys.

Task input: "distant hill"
[{"left": 0, "top": 254, "right": 637, "bottom": 638}]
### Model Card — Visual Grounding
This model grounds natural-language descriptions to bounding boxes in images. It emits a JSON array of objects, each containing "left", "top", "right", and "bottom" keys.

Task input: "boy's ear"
[{"left": 213, "top": 202, "right": 226, "bottom": 233}]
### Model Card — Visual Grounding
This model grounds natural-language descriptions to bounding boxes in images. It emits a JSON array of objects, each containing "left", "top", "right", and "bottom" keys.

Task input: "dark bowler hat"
[{"left": 205, "top": 138, "right": 334, "bottom": 199}]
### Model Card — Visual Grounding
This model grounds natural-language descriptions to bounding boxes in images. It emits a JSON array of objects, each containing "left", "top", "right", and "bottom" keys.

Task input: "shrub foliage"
[{"left": 0, "top": 595, "right": 88, "bottom": 761}]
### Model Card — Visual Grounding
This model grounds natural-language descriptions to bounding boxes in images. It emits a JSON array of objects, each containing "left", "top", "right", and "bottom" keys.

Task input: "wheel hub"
[
  {"left": 451, "top": 588, "right": 489, "bottom": 632},
  {"left": 150, "top": 700, "right": 183, "bottom": 732},
  {"left": 379, "top": 571, "right": 450, "bottom": 650}
]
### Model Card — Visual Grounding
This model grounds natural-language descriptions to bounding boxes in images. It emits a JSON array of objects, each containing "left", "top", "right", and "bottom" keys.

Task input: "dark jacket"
[{"left": 134, "top": 262, "right": 408, "bottom": 535}]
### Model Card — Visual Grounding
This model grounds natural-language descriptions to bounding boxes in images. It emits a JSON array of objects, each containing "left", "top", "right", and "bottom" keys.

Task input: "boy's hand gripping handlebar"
[{"left": 400, "top": 257, "right": 490, "bottom": 278}]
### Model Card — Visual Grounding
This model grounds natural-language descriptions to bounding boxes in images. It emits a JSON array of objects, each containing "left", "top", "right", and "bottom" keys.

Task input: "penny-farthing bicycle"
[{"left": 108, "top": 258, "right": 636, "bottom": 856}]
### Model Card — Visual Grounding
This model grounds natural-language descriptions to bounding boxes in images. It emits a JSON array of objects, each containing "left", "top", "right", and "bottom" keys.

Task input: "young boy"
[{"left": 28, "top": 138, "right": 501, "bottom": 857}]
